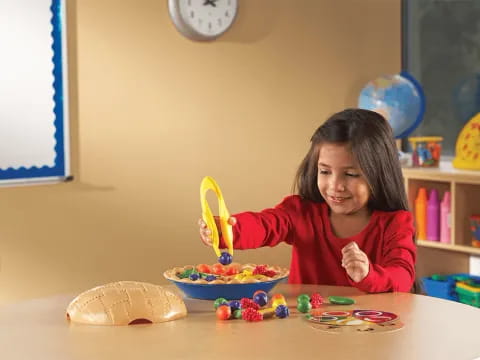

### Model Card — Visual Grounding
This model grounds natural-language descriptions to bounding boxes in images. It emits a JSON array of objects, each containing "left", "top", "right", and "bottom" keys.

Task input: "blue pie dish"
[{"left": 164, "top": 269, "right": 289, "bottom": 300}]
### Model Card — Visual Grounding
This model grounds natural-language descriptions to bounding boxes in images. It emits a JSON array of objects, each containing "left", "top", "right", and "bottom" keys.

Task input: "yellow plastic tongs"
[{"left": 200, "top": 176, "right": 233, "bottom": 259}]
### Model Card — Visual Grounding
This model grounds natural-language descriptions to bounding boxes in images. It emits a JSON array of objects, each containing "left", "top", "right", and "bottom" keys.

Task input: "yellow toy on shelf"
[
  {"left": 453, "top": 112, "right": 480, "bottom": 170},
  {"left": 200, "top": 176, "right": 234, "bottom": 263}
]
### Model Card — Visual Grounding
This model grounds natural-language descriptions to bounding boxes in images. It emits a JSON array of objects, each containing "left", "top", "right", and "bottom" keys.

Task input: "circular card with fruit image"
[{"left": 306, "top": 309, "right": 403, "bottom": 334}]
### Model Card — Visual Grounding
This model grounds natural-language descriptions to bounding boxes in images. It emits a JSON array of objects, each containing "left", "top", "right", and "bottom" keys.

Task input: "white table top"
[{"left": 0, "top": 284, "right": 479, "bottom": 360}]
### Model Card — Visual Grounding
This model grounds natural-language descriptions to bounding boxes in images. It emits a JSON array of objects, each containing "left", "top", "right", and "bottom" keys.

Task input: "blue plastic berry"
[
  {"left": 205, "top": 275, "right": 216, "bottom": 282},
  {"left": 253, "top": 292, "right": 268, "bottom": 307},
  {"left": 275, "top": 304, "right": 290, "bottom": 318},
  {"left": 218, "top": 251, "right": 233, "bottom": 265},
  {"left": 189, "top": 273, "right": 200, "bottom": 281},
  {"left": 229, "top": 300, "right": 241, "bottom": 311}
]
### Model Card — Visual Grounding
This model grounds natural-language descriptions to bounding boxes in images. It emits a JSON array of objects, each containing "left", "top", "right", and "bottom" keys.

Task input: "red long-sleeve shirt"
[{"left": 223, "top": 195, "right": 416, "bottom": 293}]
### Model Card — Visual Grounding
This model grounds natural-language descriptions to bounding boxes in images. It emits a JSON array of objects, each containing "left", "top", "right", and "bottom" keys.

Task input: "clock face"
[{"left": 169, "top": 0, "right": 238, "bottom": 40}]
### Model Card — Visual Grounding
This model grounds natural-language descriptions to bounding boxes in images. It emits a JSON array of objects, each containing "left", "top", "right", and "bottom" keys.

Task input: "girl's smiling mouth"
[{"left": 328, "top": 195, "right": 351, "bottom": 203}]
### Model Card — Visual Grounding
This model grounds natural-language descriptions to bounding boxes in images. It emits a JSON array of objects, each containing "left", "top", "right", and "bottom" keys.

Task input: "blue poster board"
[{"left": 0, "top": 0, "right": 70, "bottom": 185}]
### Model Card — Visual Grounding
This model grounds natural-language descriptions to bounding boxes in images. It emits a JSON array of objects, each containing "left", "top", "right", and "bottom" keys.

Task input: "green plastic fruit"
[
  {"left": 297, "top": 301, "right": 312, "bottom": 313},
  {"left": 297, "top": 294, "right": 310, "bottom": 304},
  {"left": 328, "top": 296, "right": 355, "bottom": 305},
  {"left": 214, "top": 297, "right": 228, "bottom": 309}
]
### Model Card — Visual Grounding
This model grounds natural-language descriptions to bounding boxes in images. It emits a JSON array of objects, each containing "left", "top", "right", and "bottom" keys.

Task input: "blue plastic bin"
[{"left": 420, "top": 273, "right": 480, "bottom": 301}]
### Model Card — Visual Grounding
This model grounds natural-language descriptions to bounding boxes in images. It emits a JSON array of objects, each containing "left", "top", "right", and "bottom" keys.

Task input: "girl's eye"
[
  {"left": 346, "top": 173, "right": 360, "bottom": 177},
  {"left": 318, "top": 169, "right": 329, "bottom": 175}
]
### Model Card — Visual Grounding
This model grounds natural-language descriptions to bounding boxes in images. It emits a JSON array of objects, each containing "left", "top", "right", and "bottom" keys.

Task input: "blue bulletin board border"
[{"left": 0, "top": 0, "right": 69, "bottom": 182}]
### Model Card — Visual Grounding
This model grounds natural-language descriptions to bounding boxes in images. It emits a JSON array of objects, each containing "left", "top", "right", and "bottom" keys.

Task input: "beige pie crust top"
[{"left": 66, "top": 281, "right": 187, "bottom": 326}]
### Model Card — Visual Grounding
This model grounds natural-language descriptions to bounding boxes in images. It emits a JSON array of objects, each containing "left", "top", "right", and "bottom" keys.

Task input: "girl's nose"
[{"left": 330, "top": 176, "right": 346, "bottom": 192}]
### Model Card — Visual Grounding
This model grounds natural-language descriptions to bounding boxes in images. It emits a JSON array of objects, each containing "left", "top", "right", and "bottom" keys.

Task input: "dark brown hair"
[{"left": 293, "top": 108, "right": 409, "bottom": 212}]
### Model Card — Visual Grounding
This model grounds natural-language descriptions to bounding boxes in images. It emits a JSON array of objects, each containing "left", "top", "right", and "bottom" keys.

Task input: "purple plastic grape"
[
  {"left": 205, "top": 275, "right": 216, "bottom": 282},
  {"left": 253, "top": 292, "right": 268, "bottom": 307},
  {"left": 218, "top": 251, "right": 233, "bottom": 265},
  {"left": 275, "top": 305, "right": 290, "bottom": 318},
  {"left": 189, "top": 273, "right": 200, "bottom": 281},
  {"left": 229, "top": 300, "right": 241, "bottom": 311}
]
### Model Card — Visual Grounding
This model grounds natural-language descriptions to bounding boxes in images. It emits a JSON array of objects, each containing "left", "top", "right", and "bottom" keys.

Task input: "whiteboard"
[{"left": 0, "top": 0, "right": 70, "bottom": 185}]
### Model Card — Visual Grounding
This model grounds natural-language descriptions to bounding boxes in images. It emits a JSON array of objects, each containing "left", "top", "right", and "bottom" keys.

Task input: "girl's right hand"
[{"left": 198, "top": 216, "right": 237, "bottom": 246}]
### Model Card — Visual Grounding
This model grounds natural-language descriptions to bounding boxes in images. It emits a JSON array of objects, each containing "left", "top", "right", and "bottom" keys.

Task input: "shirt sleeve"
[
  {"left": 219, "top": 195, "right": 302, "bottom": 250},
  {"left": 348, "top": 211, "right": 417, "bottom": 293}
]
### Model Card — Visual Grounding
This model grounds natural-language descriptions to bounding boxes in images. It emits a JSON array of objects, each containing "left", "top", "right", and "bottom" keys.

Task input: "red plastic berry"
[
  {"left": 240, "top": 298, "right": 260, "bottom": 310},
  {"left": 310, "top": 293, "right": 324, "bottom": 309},
  {"left": 242, "top": 308, "right": 263, "bottom": 322},
  {"left": 263, "top": 270, "right": 277, "bottom": 277},
  {"left": 253, "top": 265, "right": 268, "bottom": 275}
]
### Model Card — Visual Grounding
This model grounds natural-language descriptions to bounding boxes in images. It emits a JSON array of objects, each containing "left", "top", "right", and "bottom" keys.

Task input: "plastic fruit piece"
[
  {"left": 272, "top": 298, "right": 287, "bottom": 310},
  {"left": 200, "top": 176, "right": 233, "bottom": 258},
  {"left": 229, "top": 300, "right": 241, "bottom": 311},
  {"left": 297, "top": 301, "right": 312, "bottom": 313},
  {"left": 212, "top": 263, "right": 225, "bottom": 275},
  {"left": 205, "top": 275, "right": 216, "bottom": 282},
  {"left": 258, "top": 307, "right": 275, "bottom": 318},
  {"left": 196, "top": 264, "right": 211, "bottom": 273},
  {"left": 253, "top": 290, "right": 266, "bottom": 296},
  {"left": 189, "top": 273, "right": 200, "bottom": 281},
  {"left": 271, "top": 294, "right": 285, "bottom": 302},
  {"left": 216, "top": 305, "right": 231, "bottom": 320},
  {"left": 219, "top": 251, "right": 233, "bottom": 265},
  {"left": 253, "top": 292, "right": 268, "bottom": 307},
  {"left": 328, "top": 296, "right": 355, "bottom": 305},
  {"left": 242, "top": 307, "right": 263, "bottom": 322},
  {"left": 224, "top": 266, "right": 239, "bottom": 276},
  {"left": 275, "top": 305, "right": 289, "bottom": 318},
  {"left": 297, "top": 294, "right": 310, "bottom": 303},
  {"left": 214, "top": 297, "right": 228, "bottom": 309}
]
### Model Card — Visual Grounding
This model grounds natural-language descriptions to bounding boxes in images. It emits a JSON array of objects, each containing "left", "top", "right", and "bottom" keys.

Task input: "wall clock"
[{"left": 168, "top": 0, "right": 238, "bottom": 41}]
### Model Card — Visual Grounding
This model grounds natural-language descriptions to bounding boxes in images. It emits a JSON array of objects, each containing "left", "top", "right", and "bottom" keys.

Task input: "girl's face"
[{"left": 317, "top": 143, "right": 371, "bottom": 216}]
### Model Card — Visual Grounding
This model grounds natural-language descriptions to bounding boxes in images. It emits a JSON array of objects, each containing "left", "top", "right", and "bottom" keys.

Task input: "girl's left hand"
[{"left": 341, "top": 241, "right": 370, "bottom": 283}]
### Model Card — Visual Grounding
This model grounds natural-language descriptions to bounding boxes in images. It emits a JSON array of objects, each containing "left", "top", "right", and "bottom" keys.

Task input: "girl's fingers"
[
  {"left": 342, "top": 249, "right": 366, "bottom": 260},
  {"left": 341, "top": 251, "right": 368, "bottom": 267},
  {"left": 342, "top": 257, "right": 368, "bottom": 268},
  {"left": 343, "top": 260, "right": 365, "bottom": 270},
  {"left": 341, "top": 241, "right": 359, "bottom": 255},
  {"left": 199, "top": 216, "right": 235, "bottom": 247},
  {"left": 198, "top": 218, "right": 207, "bottom": 228}
]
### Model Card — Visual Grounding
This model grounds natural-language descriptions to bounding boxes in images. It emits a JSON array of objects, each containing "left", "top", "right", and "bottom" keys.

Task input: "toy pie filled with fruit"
[{"left": 163, "top": 263, "right": 289, "bottom": 284}]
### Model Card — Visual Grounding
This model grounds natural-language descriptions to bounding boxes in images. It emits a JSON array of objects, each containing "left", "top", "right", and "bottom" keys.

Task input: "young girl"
[{"left": 199, "top": 108, "right": 416, "bottom": 293}]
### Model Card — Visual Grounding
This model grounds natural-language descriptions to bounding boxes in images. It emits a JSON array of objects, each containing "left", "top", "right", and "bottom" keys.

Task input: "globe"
[{"left": 358, "top": 72, "right": 425, "bottom": 139}]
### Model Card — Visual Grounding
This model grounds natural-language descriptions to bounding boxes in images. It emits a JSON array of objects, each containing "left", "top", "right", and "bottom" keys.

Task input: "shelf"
[
  {"left": 417, "top": 240, "right": 480, "bottom": 256},
  {"left": 403, "top": 159, "right": 480, "bottom": 259},
  {"left": 402, "top": 161, "right": 480, "bottom": 184}
]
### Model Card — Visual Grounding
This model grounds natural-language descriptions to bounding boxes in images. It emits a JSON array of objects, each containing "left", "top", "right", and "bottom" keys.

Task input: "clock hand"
[{"left": 203, "top": 0, "right": 217, "bottom": 7}]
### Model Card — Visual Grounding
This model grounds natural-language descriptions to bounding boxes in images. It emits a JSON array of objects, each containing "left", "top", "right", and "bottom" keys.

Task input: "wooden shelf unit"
[{"left": 402, "top": 161, "right": 480, "bottom": 255}]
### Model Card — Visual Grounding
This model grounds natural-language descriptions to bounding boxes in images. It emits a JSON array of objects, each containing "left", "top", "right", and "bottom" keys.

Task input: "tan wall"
[{"left": 0, "top": 0, "right": 400, "bottom": 304}]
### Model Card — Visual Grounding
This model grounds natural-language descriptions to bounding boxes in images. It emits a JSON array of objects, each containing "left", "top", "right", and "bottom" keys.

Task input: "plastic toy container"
[
  {"left": 408, "top": 136, "right": 443, "bottom": 167},
  {"left": 421, "top": 274, "right": 459, "bottom": 301},
  {"left": 420, "top": 273, "right": 480, "bottom": 301},
  {"left": 455, "top": 281, "right": 480, "bottom": 308}
]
